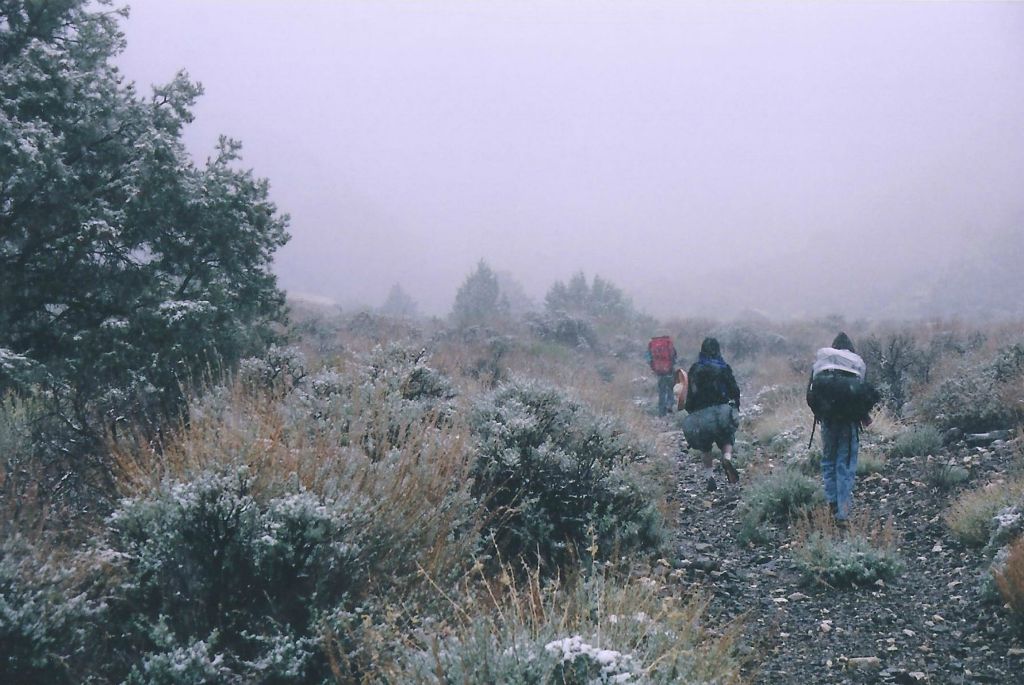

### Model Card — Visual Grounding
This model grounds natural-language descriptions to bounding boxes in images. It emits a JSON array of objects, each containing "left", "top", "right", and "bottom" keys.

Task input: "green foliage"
[
  {"left": 793, "top": 530, "right": 903, "bottom": 587},
  {"left": 1, "top": 0, "right": 289, "bottom": 431},
  {"left": 470, "top": 380, "right": 664, "bottom": 572},
  {"left": 889, "top": 425, "right": 943, "bottom": 459},
  {"left": 0, "top": 539, "right": 95, "bottom": 684},
  {"left": 451, "top": 260, "right": 508, "bottom": 328},
  {"left": 737, "top": 468, "right": 823, "bottom": 544}
]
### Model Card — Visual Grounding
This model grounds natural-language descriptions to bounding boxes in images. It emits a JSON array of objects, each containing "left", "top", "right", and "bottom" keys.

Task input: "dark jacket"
[{"left": 684, "top": 355, "right": 740, "bottom": 412}]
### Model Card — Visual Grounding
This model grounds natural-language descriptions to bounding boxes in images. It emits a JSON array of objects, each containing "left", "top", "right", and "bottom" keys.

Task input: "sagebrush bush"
[
  {"left": 793, "top": 512, "right": 903, "bottom": 587},
  {"left": 0, "top": 539, "right": 96, "bottom": 684},
  {"left": 470, "top": 380, "right": 664, "bottom": 572},
  {"left": 389, "top": 568, "right": 742, "bottom": 684},
  {"left": 95, "top": 469, "right": 377, "bottom": 680},
  {"left": 946, "top": 480, "right": 1024, "bottom": 548},
  {"left": 856, "top": 448, "right": 887, "bottom": 476},
  {"left": 925, "top": 459, "right": 970, "bottom": 491},
  {"left": 737, "top": 468, "right": 823, "bottom": 544},
  {"left": 919, "top": 343, "right": 1024, "bottom": 432},
  {"left": 889, "top": 424, "right": 943, "bottom": 459},
  {"left": 264, "top": 344, "right": 457, "bottom": 460}
]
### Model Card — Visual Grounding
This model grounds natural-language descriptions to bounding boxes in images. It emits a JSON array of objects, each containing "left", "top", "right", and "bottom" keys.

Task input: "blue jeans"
[
  {"left": 657, "top": 374, "right": 674, "bottom": 416},
  {"left": 820, "top": 420, "right": 859, "bottom": 520}
]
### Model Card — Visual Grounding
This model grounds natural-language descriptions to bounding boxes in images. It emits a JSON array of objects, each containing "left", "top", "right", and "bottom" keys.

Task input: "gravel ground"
[{"left": 659, "top": 424, "right": 1024, "bottom": 684}]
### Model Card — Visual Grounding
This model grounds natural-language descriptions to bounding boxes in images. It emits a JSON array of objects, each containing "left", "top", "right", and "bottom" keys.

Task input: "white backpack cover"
[{"left": 812, "top": 347, "right": 866, "bottom": 379}]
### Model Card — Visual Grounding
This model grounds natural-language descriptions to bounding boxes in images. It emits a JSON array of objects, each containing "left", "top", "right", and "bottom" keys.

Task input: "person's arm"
[
  {"left": 725, "top": 366, "right": 740, "bottom": 410},
  {"left": 683, "top": 364, "right": 698, "bottom": 412}
]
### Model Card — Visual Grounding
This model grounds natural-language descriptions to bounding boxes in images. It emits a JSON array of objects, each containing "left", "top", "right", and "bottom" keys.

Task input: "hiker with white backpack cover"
[{"left": 806, "top": 332, "right": 881, "bottom": 526}]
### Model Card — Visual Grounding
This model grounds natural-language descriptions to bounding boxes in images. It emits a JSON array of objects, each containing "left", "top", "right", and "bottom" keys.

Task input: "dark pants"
[{"left": 657, "top": 373, "right": 674, "bottom": 416}]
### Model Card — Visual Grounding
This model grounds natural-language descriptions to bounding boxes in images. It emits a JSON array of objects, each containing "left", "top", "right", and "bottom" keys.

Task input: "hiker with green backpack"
[
  {"left": 806, "top": 332, "right": 881, "bottom": 526},
  {"left": 682, "top": 337, "right": 741, "bottom": 492}
]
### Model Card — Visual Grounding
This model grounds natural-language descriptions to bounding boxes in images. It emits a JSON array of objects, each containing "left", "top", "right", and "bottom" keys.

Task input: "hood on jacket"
[
  {"left": 831, "top": 332, "right": 855, "bottom": 353},
  {"left": 699, "top": 337, "right": 721, "bottom": 359}
]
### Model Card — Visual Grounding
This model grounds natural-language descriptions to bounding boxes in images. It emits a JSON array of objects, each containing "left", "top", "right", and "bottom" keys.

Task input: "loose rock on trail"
[{"left": 658, "top": 421, "right": 1024, "bottom": 684}]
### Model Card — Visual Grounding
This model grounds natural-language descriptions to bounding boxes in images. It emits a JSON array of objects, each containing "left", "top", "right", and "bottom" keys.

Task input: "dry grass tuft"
[
  {"left": 792, "top": 508, "right": 902, "bottom": 587},
  {"left": 370, "top": 562, "right": 744, "bottom": 683},
  {"left": 994, "top": 536, "right": 1024, "bottom": 623},
  {"left": 945, "top": 478, "right": 1024, "bottom": 548}
]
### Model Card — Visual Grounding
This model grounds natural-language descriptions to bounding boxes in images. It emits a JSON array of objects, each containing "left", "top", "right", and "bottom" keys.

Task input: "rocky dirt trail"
[{"left": 656, "top": 424, "right": 1024, "bottom": 684}]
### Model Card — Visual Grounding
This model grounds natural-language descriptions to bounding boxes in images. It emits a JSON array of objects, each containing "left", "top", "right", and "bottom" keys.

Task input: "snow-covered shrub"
[
  {"left": 711, "top": 323, "right": 788, "bottom": 361},
  {"left": 470, "top": 380, "right": 663, "bottom": 571},
  {"left": 276, "top": 344, "right": 456, "bottom": 460},
  {"left": 124, "top": 629, "right": 232, "bottom": 685},
  {"left": 237, "top": 345, "right": 308, "bottom": 396},
  {"left": 92, "top": 469, "right": 384, "bottom": 681},
  {"left": 0, "top": 538, "right": 95, "bottom": 684},
  {"left": 525, "top": 311, "right": 599, "bottom": 349},
  {"left": 919, "top": 343, "right": 1024, "bottom": 432}
]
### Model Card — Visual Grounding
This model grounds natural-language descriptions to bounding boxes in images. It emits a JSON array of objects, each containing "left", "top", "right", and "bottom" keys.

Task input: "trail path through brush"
[{"left": 657, "top": 423, "right": 1024, "bottom": 684}]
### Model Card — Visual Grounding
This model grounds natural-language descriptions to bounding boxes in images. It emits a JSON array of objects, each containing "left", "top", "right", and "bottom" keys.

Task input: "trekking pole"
[{"left": 807, "top": 418, "right": 817, "bottom": 450}]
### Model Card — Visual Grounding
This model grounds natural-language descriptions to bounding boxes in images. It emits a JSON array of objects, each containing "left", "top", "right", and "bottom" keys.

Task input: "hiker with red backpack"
[
  {"left": 647, "top": 335, "right": 678, "bottom": 416},
  {"left": 682, "top": 337, "right": 741, "bottom": 491},
  {"left": 806, "top": 332, "right": 880, "bottom": 526}
]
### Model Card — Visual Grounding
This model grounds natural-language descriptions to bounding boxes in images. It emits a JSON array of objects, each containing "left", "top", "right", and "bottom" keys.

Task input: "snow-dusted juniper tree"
[{"left": 0, "top": 1, "right": 289, "bottom": 426}]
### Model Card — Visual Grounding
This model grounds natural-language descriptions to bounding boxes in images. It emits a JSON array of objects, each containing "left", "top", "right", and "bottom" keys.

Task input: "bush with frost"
[{"left": 470, "top": 380, "right": 663, "bottom": 571}]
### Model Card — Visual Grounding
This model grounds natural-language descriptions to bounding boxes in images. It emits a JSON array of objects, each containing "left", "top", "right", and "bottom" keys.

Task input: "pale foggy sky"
[{"left": 117, "top": 1, "right": 1024, "bottom": 319}]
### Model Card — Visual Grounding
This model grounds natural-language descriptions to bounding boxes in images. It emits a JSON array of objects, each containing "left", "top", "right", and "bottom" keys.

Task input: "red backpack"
[{"left": 648, "top": 336, "right": 675, "bottom": 375}]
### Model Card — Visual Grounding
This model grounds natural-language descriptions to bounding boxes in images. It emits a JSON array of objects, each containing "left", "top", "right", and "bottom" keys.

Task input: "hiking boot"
[
  {"left": 705, "top": 477, "right": 718, "bottom": 492},
  {"left": 828, "top": 502, "right": 838, "bottom": 519},
  {"left": 836, "top": 519, "right": 849, "bottom": 533},
  {"left": 722, "top": 459, "right": 739, "bottom": 484}
]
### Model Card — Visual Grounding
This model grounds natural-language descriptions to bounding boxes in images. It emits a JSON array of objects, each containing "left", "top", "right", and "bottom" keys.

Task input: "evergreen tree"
[
  {"left": 380, "top": 283, "right": 418, "bottom": 318},
  {"left": 0, "top": 0, "right": 290, "bottom": 425},
  {"left": 451, "top": 260, "right": 507, "bottom": 328}
]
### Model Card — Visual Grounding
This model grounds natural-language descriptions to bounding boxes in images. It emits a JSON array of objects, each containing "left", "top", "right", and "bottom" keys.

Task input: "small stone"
[
  {"left": 847, "top": 656, "right": 882, "bottom": 670},
  {"left": 773, "top": 597, "right": 789, "bottom": 604},
  {"left": 908, "top": 672, "right": 926, "bottom": 682},
  {"left": 820, "top": 620, "right": 833, "bottom": 633},
  {"left": 1009, "top": 648, "right": 1024, "bottom": 657},
  {"left": 788, "top": 592, "right": 810, "bottom": 601},
  {"left": 903, "top": 629, "right": 916, "bottom": 637}
]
